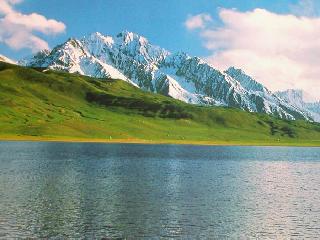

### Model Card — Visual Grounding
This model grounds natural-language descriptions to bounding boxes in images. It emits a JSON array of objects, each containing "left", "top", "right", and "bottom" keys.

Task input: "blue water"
[{"left": 1, "top": 141, "right": 320, "bottom": 239}]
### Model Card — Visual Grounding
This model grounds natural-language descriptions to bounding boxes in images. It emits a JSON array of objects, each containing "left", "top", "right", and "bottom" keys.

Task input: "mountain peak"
[
  {"left": 276, "top": 89, "right": 317, "bottom": 104},
  {"left": 283, "top": 89, "right": 303, "bottom": 97},
  {"left": 116, "top": 30, "right": 148, "bottom": 45},
  {"left": 227, "top": 66, "right": 245, "bottom": 74},
  {"left": 275, "top": 89, "right": 320, "bottom": 121},
  {"left": 82, "top": 32, "right": 114, "bottom": 46},
  {"left": 90, "top": 31, "right": 103, "bottom": 38},
  {"left": 19, "top": 31, "right": 315, "bottom": 122}
]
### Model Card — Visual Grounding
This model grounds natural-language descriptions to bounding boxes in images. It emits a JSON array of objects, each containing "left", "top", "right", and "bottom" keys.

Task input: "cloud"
[
  {"left": 185, "top": 13, "right": 212, "bottom": 30},
  {"left": 0, "top": 0, "right": 22, "bottom": 14},
  {"left": 187, "top": 8, "right": 320, "bottom": 100},
  {"left": 0, "top": 0, "right": 66, "bottom": 52}
]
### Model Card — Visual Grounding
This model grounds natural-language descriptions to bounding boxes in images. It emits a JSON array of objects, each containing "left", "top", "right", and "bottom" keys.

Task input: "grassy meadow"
[{"left": 0, "top": 62, "right": 320, "bottom": 146}]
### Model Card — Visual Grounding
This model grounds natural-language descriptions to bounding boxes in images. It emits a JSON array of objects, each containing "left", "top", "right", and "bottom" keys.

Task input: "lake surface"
[{"left": 1, "top": 142, "right": 320, "bottom": 239}]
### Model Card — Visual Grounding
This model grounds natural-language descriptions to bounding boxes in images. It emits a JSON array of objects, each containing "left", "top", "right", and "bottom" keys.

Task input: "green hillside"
[{"left": 0, "top": 62, "right": 320, "bottom": 146}]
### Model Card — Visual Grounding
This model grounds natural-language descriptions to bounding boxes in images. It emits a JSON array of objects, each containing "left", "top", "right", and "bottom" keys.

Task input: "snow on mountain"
[
  {"left": 276, "top": 89, "right": 320, "bottom": 122},
  {"left": 0, "top": 54, "right": 16, "bottom": 64},
  {"left": 276, "top": 89, "right": 305, "bottom": 109},
  {"left": 225, "top": 67, "right": 265, "bottom": 93},
  {"left": 20, "top": 31, "right": 314, "bottom": 121},
  {"left": 307, "top": 103, "right": 320, "bottom": 122}
]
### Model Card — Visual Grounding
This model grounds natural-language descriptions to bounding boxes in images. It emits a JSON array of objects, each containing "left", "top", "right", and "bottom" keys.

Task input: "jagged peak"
[
  {"left": 68, "top": 31, "right": 146, "bottom": 46},
  {"left": 278, "top": 89, "right": 303, "bottom": 95},
  {"left": 51, "top": 37, "right": 81, "bottom": 51},
  {"left": 17, "top": 30, "right": 315, "bottom": 121},
  {"left": 48, "top": 38, "right": 85, "bottom": 56},
  {"left": 35, "top": 49, "right": 51, "bottom": 57},
  {"left": 115, "top": 30, "right": 149, "bottom": 46},
  {"left": 82, "top": 32, "right": 103, "bottom": 41},
  {"left": 276, "top": 89, "right": 307, "bottom": 102},
  {"left": 192, "top": 56, "right": 208, "bottom": 65},
  {"left": 226, "top": 66, "right": 248, "bottom": 76},
  {"left": 83, "top": 32, "right": 114, "bottom": 45},
  {"left": 28, "top": 49, "right": 50, "bottom": 60},
  {"left": 89, "top": 31, "right": 104, "bottom": 38},
  {"left": 276, "top": 89, "right": 318, "bottom": 103},
  {"left": 66, "top": 37, "right": 81, "bottom": 45}
]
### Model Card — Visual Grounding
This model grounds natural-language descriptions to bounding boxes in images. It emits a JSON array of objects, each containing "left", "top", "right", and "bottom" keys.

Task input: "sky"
[{"left": 0, "top": 0, "right": 319, "bottom": 100}]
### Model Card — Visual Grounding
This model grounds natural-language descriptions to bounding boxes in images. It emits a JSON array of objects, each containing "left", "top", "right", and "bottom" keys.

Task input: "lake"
[{"left": 1, "top": 142, "right": 320, "bottom": 239}]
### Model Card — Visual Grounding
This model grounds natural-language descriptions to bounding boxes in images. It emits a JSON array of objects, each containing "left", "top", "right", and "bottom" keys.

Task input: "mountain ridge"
[
  {"left": 1, "top": 61, "right": 320, "bottom": 145},
  {"left": 19, "top": 31, "right": 314, "bottom": 121},
  {"left": 275, "top": 89, "right": 320, "bottom": 122}
]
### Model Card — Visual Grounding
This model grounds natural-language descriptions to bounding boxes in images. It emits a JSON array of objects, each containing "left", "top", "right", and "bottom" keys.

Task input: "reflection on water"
[{"left": 0, "top": 142, "right": 320, "bottom": 239}]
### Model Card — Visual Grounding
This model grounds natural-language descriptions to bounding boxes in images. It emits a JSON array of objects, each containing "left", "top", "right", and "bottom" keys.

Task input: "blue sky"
[
  {"left": 0, "top": 0, "right": 306, "bottom": 59},
  {"left": 0, "top": 0, "right": 319, "bottom": 98}
]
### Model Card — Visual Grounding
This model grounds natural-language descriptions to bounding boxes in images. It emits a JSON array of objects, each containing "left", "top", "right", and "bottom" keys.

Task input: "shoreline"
[{"left": 1, "top": 136, "right": 320, "bottom": 147}]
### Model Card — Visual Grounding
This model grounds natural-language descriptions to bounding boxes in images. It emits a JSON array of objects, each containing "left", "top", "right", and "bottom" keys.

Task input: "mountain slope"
[
  {"left": 276, "top": 89, "right": 320, "bottom": 122},
  {"left": 0, "top": 54, "right": 15, "bottom": 64},
  {"left": 1, "top": 62, "right": 320, "bottom": 145},
  {"left": 20, "top": 31, "right": 312, "bottom": 121}
]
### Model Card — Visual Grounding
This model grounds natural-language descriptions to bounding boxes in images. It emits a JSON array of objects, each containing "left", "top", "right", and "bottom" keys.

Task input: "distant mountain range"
[
  {"left": 275, "top": 89, "right": 320, "bottom": 122},
  {"left": 1, "top": 31, "right": 319, "bottom": 122}
]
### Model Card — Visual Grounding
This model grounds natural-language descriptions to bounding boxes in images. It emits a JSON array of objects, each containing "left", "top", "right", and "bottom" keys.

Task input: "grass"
[{"left": 0, "top": 62, "right": 320, "bottom": 146}]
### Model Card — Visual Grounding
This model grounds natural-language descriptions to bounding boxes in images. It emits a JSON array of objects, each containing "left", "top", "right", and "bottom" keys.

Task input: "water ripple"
[{"left": 0, "top": 142, "right": 320, "bottom": 239}]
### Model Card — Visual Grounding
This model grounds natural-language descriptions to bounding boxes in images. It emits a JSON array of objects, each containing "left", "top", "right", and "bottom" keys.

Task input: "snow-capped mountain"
[
  {"left": 20, "top": 31, "right": 313, "bottom": 121},
  {"left": 0, "top": 54, "right": 16, "bottom": 64},
  {"left": 276, "top": 89, "right": 320, "bottom": 122}
]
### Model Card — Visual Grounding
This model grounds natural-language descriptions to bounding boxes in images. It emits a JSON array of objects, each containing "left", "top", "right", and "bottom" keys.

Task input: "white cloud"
[
  {"left": 0, "top": 0, "right": 22, "bottom": 14},
  {"left": 0, "top": 0, "right": 66, "bottom": 52},
  {"left": 185, "top": 13, "right": 212, "bottom": 30},
  {"left": 187, "top": 8, "right": 320, "bottom": 100}
]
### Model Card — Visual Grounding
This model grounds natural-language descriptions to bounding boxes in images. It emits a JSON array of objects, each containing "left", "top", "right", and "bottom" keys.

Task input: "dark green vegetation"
[{"left": 0, "top": 62, "right": 320, "bottom": 145}]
